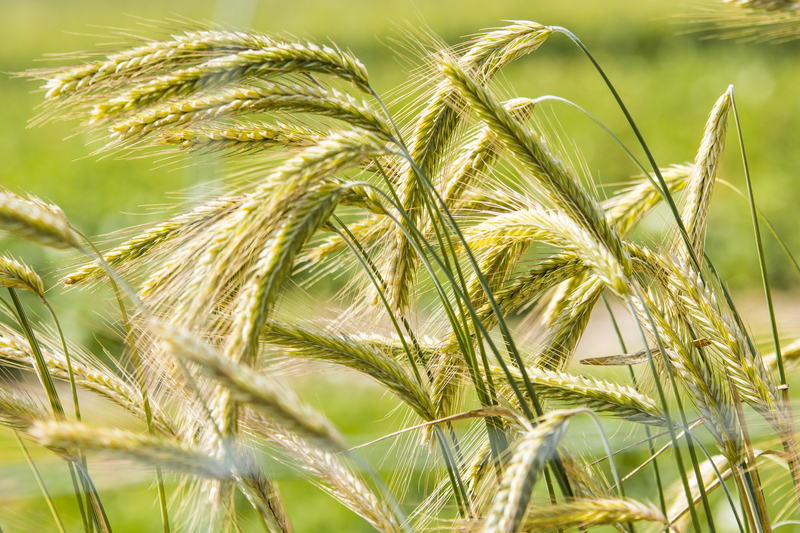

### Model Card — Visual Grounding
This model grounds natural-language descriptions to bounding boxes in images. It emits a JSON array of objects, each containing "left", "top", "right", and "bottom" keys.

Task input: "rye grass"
[{"left": 1, "top": 12, "right": 798, "bottom": 533}]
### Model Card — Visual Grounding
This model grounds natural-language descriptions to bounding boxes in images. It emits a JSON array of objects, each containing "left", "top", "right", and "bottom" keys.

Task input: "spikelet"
[
  {"left": 475, "top": 254, "right": 586, "bottom": 327},
  {"left": 0, "top": 192, "right": 81, "bottom": 250},
  {"left": 0, "top": 255, "right": 45, "bottom": 301},
  {"left": 659, "top": 254, "right": 781, "bottom": 429}
]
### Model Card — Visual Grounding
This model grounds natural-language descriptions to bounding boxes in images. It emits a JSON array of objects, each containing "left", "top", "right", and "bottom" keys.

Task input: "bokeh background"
[{"left": 1, "top": 0, "right": 799, "bottom": 531}]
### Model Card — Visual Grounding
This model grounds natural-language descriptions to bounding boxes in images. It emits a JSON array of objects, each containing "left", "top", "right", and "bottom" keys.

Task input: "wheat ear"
[
  {"left": 518, "top": 498, "right": 666, "bottom": 530},
  {"left": 158, "top": 325, "right": 345, "bottom": 450},
  {"left": 0, "top": 191, "right": 81, "bottom": 250},
  {"left": 32, "top": 29, "right": 278, "bottom": 100},
  {"left": 481, "top": 410, "right": 572, "bottom": 533},
  {"left": 495, "top": 365, "right": 666, "bottom": 425},
  {"left": 0, "top": 255, "right": 45, "bottom": 301},
  {"left": 161, "top": 121, "right": 321, "bottom": 153},
  {"left": 604, "top": 164, "right": 692, "bottom": 234},
  {"left": 262, "top": 320, "right": 435, "bottom": 420},
  {"left": 110, "top": 80, "right": 391, "bottom": 141},
  {"left": 91, "top": 41, "right": 371, "bottom": 120},
  {"left": 465, "top": 205, "right": 628, "bottom": 296},
  {"left": 65, "top": 196, "right": 240, "bottom": 286},
  {"left": 675, "top": 89, "right": 731, "bottom": 259},
  {"left": 30, "top": 420, "right": 231, "bottom": 479}
]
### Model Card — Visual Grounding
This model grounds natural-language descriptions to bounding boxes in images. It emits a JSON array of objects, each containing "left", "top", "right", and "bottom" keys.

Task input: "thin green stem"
[
  {"left": 330, "top": 218, "right": 472, "bottom": 518},
  {"left": 15, "top": 430, "right": 67, "bottom": 533},
  {"left": 728, "top": 89, "right": 784, "bottom": 385}
]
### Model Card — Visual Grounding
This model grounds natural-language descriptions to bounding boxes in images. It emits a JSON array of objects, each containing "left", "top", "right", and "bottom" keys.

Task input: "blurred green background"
[{"left": 1, "top": 0, "right": 799, "bottom": 531}]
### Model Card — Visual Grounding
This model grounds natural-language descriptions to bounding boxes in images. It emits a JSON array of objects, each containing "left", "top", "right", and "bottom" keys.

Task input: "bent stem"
[
  {"left": 45, "top": 301, "right": 92, "bottom": 533},
  {"left": 730, "top": 90, "right": 800, "bottom": 510},
  {"left": 16, "top": 430, "right": 67, "bottom": 533}
]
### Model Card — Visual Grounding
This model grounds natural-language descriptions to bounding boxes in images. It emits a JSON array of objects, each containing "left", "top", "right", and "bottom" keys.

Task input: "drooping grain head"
[{"left": 0, "top": 192, "right": 81, "bottom": 250}]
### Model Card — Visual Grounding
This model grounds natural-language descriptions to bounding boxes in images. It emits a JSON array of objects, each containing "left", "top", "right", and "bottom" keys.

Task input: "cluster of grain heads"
[{"left": 5, "top": 13, "right": 799, "bottom": 533}]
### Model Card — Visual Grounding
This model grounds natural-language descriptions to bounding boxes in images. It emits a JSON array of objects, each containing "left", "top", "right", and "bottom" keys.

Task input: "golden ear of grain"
[
  {"left": 676, "top": 89, "right": 732, "bottom": 259},
  {"left": 0, "top": 255, "right": 45, "bottom": 301},
  {"left": 465, "top": 206, "right": 628, "bottom": 298},
  {"left": 385, "top": 23, "right": 552, "bottom": 314},
  {"left": 262, "top": 320, "right": 435, "bottom": 421},
  {"left": 495, "top": 365, "right": 666, "bottom": 425},
  {"left": 89, "top": 41, "right": 371, "bottom": 121},
  {"left": 521, "top": 498, "right": 667, "bottom": 530},
  {"left": 156, "top": 324, "right": 346, "bottom": 451},
  {"left": 108, "top": 81, "right": 391, "bottom": 142},
  {"left": 160, "top": 121, "right": 322, "bottom": 154},
  {"left": 0, "top": 192, "right": 81, "bottom": 250},
  {"left": 29, "top": 420, "right": 232, "bottom": 479},
  {"left": 481, "top": 410, "right": 573, "bottom": 533},
  {"left": 30, "top": 29, "right": 278, "bottom": 100},
  {"left": 604, "top": 164, "right": 692, "bottom": 234},
  {"left": 63, "top": 195, "right": 240, "bottom": 286}
]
